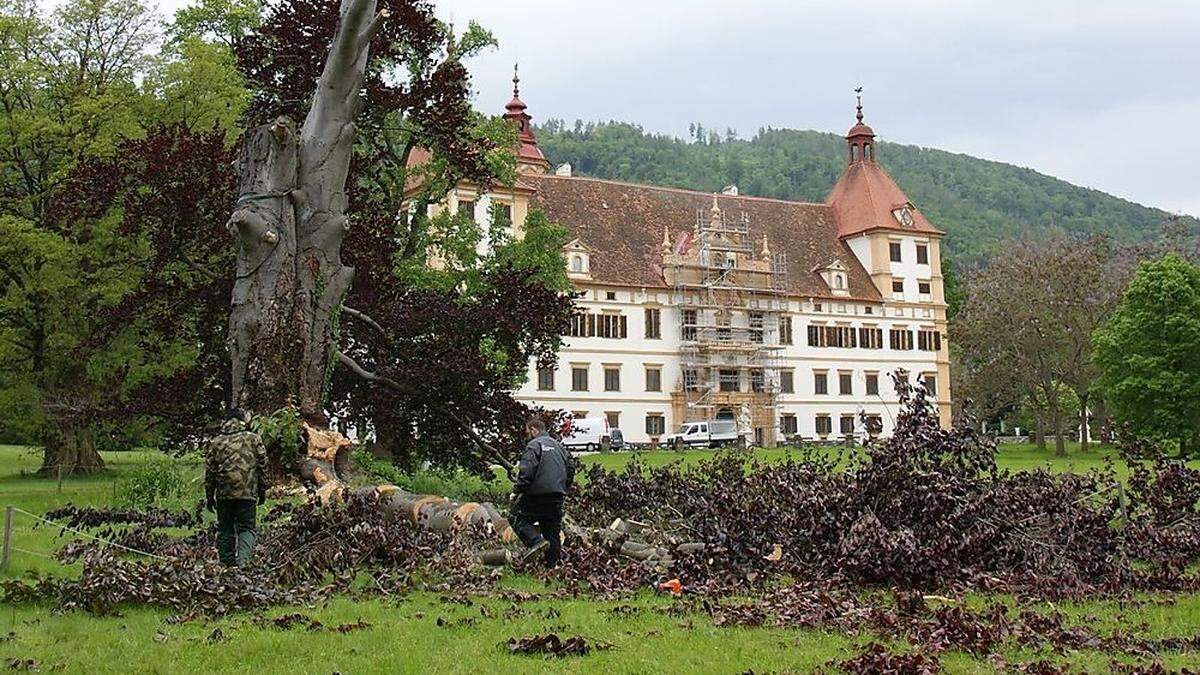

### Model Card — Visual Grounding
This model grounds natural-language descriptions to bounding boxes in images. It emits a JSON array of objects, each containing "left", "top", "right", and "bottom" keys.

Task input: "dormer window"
[
  {"left": 563, "top": 238, "right": 592, "bottom": 280},
  {"left": 817, "top": 260, "right": 851, "bottom": 297}
]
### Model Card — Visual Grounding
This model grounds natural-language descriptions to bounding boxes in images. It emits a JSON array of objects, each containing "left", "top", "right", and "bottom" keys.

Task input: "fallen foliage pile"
[{"left": 4, "top": 379, "right": 1200, "bottom": 670}]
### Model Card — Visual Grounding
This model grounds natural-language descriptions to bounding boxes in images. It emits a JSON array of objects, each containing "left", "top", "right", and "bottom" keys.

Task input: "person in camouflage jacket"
[{"left": 204, "top": 409, "right": 267, "bottom": 567}]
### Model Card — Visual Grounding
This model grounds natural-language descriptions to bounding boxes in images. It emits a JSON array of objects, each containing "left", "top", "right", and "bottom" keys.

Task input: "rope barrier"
[
  {"left": 10, "top": 507, "right": 170, "bottom": 561},
  {"left": 10, "top": 546, "right": 56, "bottom": 560}
]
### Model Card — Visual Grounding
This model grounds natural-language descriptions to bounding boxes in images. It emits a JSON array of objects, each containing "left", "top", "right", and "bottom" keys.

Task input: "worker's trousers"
[
  {"left": 215, "top": 498, "right": 257, "bottom": 567},
  {"left": 510, "top": 493, "right": 564, "bottom": 567}
]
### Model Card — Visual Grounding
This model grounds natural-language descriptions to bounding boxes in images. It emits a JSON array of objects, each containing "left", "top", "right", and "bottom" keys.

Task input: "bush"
[{"left": 113, "top": 460, "right": 191, "bottom": 508}]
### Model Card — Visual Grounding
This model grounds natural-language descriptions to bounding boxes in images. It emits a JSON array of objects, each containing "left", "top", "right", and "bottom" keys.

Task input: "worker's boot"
[{"left": 521, "top": 538, "right": 550, "bottom": 563}]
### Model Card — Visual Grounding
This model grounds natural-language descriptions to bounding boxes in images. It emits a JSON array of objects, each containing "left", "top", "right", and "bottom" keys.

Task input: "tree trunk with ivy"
[{"left": 227, "top": 0, "right": 383, "bottom": 421}]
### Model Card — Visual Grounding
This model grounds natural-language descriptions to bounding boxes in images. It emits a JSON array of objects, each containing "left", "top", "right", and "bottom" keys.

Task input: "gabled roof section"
[{"left": 525, "top": 174, "right": 882, "bottom": 301}]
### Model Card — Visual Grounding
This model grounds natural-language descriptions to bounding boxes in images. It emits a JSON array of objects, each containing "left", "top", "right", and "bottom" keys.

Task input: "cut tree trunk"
[{"left": 227, "top": 0, "right": 383, "bottom": 419}]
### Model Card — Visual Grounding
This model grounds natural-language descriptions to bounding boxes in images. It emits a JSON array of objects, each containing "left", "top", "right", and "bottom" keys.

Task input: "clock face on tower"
[{"left": 896, "top": 206, "right": 914, "bottom": 227}]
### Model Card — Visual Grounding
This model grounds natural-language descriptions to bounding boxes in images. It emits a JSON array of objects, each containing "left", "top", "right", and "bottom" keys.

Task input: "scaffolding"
[{"left": 666, "top": 198, "right": 789, "bottom": 446}]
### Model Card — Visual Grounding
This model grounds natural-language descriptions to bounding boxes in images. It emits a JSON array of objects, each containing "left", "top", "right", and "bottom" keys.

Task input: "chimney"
[
  {"left": 721, "top": 184, "right": 738, "bottom": 196},
  {"left": 555, "top": 162, "right": 572, "bottom": 177}
]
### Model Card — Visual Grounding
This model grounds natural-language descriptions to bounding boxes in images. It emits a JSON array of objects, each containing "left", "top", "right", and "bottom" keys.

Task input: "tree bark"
[
  {"left": 1077, "top": 393, "right": 1090, "bottom": 453},
  {"left": 228, "top": 0, "right": 383, "bottom": 419},
  {"left": 37, "top": 425, "right": 104, "bottom": 477}
]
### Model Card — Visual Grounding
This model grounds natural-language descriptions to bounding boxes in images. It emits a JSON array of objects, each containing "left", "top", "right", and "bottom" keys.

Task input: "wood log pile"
[{"left": 296, "top": 424, "right": 705, "bottom": 568}]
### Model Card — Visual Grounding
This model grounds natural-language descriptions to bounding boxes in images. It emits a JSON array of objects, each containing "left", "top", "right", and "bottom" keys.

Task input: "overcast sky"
[{"left": 148, "top": 0, "right": 1200, "bottom": 216}]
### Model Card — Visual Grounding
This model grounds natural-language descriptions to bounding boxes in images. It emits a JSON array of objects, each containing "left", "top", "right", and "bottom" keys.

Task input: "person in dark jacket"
[{"left": 510, "top": 415, "right": 574, "bottom": 566}]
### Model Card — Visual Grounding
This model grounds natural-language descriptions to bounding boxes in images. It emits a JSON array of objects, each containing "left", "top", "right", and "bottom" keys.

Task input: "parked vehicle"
[
  {"left": 661, "top": 419, "right": 740, "bottom": 448},
  {"left": 608, "top": 428, "right": 626, "bottom": 451},
  {"left": 562, "top": 417, "right": 609, "bottom": 451}
]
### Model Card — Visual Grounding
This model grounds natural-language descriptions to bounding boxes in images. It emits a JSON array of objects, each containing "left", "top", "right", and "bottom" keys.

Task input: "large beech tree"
[{"left": 60, "top": 0, "right": 573, "bottom": 472}]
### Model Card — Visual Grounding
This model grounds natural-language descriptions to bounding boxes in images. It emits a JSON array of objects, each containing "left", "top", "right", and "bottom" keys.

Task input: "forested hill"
[{"left": 534, "top": 120, "right": 1191, "bottom": 262}]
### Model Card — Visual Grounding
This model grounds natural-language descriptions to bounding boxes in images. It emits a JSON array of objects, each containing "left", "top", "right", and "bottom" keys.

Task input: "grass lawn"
[{"left": 2, "top": 443, "right": 1200, "bottom": 673}]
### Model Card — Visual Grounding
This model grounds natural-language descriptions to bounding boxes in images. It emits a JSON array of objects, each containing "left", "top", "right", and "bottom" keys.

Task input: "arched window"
[
  {"left": 864, "top": 143, "right": 872, "bottom": 161},
  {"left": 834, "top": 274, "right": 844, "bottom": 289},
  {"left": 850, "top": 144, "right": 859, "bottom": 162},
  {"left": 570, "top": 255, "right": 583, "bottom": 273}
]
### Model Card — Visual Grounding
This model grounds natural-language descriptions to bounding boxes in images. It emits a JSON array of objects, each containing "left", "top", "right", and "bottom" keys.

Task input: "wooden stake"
[{"left": 2, "top": 506, "right": 13, "bottom": 573}]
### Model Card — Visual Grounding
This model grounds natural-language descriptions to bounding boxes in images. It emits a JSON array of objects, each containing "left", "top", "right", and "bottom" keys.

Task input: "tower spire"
[
  {"left": 502, "top": 64, "right": 550, "bottom": 173},
  {"left": 845, "top": 86, "right": 876, "bottom": 164}
]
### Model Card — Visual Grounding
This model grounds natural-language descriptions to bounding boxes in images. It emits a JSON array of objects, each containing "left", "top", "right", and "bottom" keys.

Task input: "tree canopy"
[{"left": 1094, "top": 254, "right": 1200, "bottom": 455}]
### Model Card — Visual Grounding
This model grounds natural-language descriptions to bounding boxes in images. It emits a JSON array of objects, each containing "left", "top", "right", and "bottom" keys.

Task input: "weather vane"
[{"left": 854, "top": 86, "right": 864, "bottom": 123}]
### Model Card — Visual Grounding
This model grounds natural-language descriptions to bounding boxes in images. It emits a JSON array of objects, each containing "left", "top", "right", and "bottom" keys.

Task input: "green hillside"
[{"left": 535, "top": 120, "right": 1192, "bottom": 262}]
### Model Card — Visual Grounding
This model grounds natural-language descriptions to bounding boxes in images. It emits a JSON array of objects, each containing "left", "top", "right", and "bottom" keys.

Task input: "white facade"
[{"left": 515, "top": 283, "right": 945, "bottom": 446}]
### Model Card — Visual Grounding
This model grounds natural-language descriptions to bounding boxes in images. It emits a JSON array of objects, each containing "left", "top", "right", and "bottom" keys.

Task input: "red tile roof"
[
  {"left": 826, "top": 159, "right": 943, "bottom": 238},
  {"left": 525, "top": 174, "right": 882, "bottom": 301}
]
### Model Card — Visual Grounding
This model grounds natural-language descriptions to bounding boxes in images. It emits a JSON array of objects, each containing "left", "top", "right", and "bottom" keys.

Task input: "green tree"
[{"left": 1093, "top": 254, "right": 1200, "bottom": 455}]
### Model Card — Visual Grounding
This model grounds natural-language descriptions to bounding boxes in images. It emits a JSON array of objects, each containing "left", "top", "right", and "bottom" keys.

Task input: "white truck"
[
  {"left": 661, "top": 419, "right": 740, "bottom": 448},
  {"left": 561, "top": 417, "right": 610, "bottom": 451}
]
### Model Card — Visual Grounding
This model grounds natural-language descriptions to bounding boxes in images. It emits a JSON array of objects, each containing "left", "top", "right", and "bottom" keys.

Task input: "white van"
[
  {"left": 562, "top": 417, "right": 609, "bottom": 451},
  {"left": 661, "top": 419, "right": 740, "bottom": 448}
]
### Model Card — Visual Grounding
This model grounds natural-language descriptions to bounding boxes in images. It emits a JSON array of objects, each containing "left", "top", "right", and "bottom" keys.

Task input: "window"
[
  {"left": 918, "top": 281, "right": 931, "bottom": 296},
  {"left": 606, "top": 411, "right": 620, "bottom": 429},
  {"left": 865, "top": 372, "right": 879, "bottom": 396},
  {"left": 814, "top": 371, "right": 828, "bottom": 395},
  {"left": 572, "top": 411, "right": 587, "bottom": 419},
  {"left": 865, "top": 415, "right": 883, "bottom": 435},
  {"left": 807, "top": 323, "right": 823, "bottom": 347},
  {"left": 645, "top": 366, "right": 661, "bottom": 392},
  {"left": 924, "top": 374, "right": 938, "bottom": 397},
  {"left": 890, "top": 328, "right": 914, "bottom": 350},
  {"left": 780, "top": 315, "right": 793, "bottom": 345},
  {"left": 537, "top": 367, "right": 554, "bottom": 391},
  {"left": 570, "top": 255, "right": 583, "bottom": 273},
  {"left": 571, "top": 366, "right": 588, "bottom": 391},
  {"left": 646, "top": 414, "right": 665, "bottom": 436},
  {"left": 494, "top": 203, "right": 512, "bottom": 226},
  {"left": 605, "top": 290, "right": 617, "bottom": 301},
  {"left": 781, "top": 414, "right": 797, "bottom": 436},
  {"left": 840, "top": 415, "right": 856, "bottom": 434},
  {"left": 815, "top": 415, "right": 832, "bottom": 436},
  {"left": 889, "top": 242, "right": 902, "bottom": 262},
  {"left": 821, "top": 325, "right": 857, "bottom": 348},
  {"left": 834, "top": 274, "right": 844, "bottom": 289},
  {"left": 719, "top": 369, "right": 739, "bottom": 392},
  {"left": 780, "top": 370, "right": 794, "bottom": 394},
  {"left": 604, "top": 366, "right": 620, "bottom": 392},
  {"left": 682, "top": 309, "right": 697, "bottom": 341},
  {"left": 457, "top": 199, "right": 475, "bottom": 219},
  {"left": 839, "top": 371, "right": 853, "bottom": 395},
  {"left": 916, "top": 244, "right": 929, "bottom": 265},
  {"left": 859, "top": 326, "right": 883, "bottom": 349},
  {"left": 597, "top": 313, "right": 627, "bottom": 339},
  {"left": 864, "top": 306, "right": 873, "bottom": 315},
  {"left": 749, "top": 312, "right": 764, "bottom": 344},
  {"left": 568, "top": 313, "right": 588, "bottom": 337},
  {"left": 750, "top": 369, "right": 764, "bottom": 393},
  {"left": 917, "top": 329, "right": 942, "bottom": 351},
  {"left": 683, "top": 368, "right": 700, "bottom": 391},
  {"left": 644, "top": 308, "right": 661, "bottom": 339},
  {"left": 892, "top": 280, "right": 904, "bottom": 295}
]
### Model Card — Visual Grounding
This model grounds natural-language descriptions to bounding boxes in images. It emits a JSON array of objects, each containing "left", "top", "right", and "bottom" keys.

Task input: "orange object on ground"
[{"left": 658, "top": 578, "right": 683, "bottom": 596}]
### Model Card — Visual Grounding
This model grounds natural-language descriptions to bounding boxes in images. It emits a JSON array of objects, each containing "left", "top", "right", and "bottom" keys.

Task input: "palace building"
[{"left": 421, "top": 71, "right": 951, "bottom": 446}]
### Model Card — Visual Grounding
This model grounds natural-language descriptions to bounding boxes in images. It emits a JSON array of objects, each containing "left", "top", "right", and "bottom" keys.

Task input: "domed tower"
[
  {"left": 826, "top": 90, "right": 951, "bottom": 425},
  {"left": 504, "top": 64, "right": 551, "bottom": 174}
]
